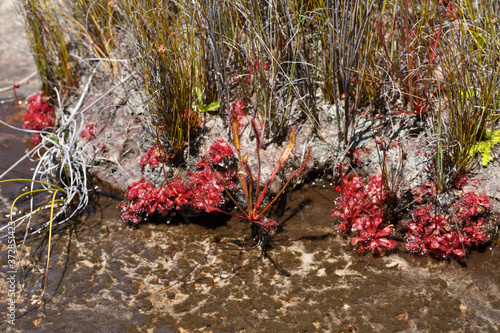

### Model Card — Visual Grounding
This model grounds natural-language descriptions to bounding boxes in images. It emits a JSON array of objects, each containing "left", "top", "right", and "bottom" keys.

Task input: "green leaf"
[
  {"left": 202, "top": 102, "right": 220, "bottom": 112},
  {"left": 192, "top": 86, "right": 220, "bottom": 113},
  {"left": 193, "top": 87, "right": 203, "bottom": 104},
  {"left": 193, "top": 86, "right": 202, "bottom": 98},
  {"left": 48, "top": 135, "right": 59, "bottom": 144}
]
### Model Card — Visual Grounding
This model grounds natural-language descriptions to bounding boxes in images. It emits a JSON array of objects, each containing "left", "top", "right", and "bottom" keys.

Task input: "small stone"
[{"left": 386, "top": 260, "right": 398, "bottom": 268}]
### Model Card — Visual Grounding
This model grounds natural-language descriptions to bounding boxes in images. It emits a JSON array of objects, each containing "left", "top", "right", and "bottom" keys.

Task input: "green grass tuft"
[{"left": 470, "top": 129, "right": 500, "bottom": 167}]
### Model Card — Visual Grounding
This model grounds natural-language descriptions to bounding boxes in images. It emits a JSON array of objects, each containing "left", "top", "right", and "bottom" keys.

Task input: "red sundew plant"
[
  {"left": 23, "top": 92, "right": 56, "bottom": 144},
  {"left": 122, "top": 108, "right": 309, "bottom": 240},
  {"left": 411, "top": 180, "right": 437, "bottom": 204},
  {"left": 190, "top": 141, "right": 238, "bottom": 212},
  {"left": 79, "top": 123, "right": 95, "bottom": 141},
  {"left": 206, "top": 118, "right": 311, "bottom": 238},
  {"left": 140, "top": 144, "right": 165, "bottom": 169},
  {"left": 452, "top": 173, "right": 468, "bottom": 190},
  {"left": 121, "top": 139, "right": 239, "bottom": 224},
  {"left": 454, "top": 192, "right": 491, "bottom": 221},
  {"left": 120, "top": 179, "right": 163, "bottom": 224},
  {"left": 122, "top": 125, "right": 243, "bottom": 224},
  {"left": 121, "top": 161, "right": 237, "bottom": 224},
  {"left": 404, "top": 206, "right": 455, "bottom": 257},
  {"left": 351, "top": 216, "right": 396, "bottom": 255},
  {"left": 332, "top": 172, "right": 396, "bottom": 254},
  {"left": 199, "top": 139, "right": 235, "bottom": 167},
  {"left": 333, "top": 171, "right": 493, "bottom": 258},
  {"left": 332, "top": 174, "right": 367, "bottom": 233},
  {"left": 188, "top": 169, "right": 234, "bottom": 212},
  {"left": 403, "top": 192, "right": 491, "bottom": 259}
]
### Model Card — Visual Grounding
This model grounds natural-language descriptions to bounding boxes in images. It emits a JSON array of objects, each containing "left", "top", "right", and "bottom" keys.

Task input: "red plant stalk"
[
  {"left": 430, "top": 21, "right": 442, "bottom": 65},
  {"left": 13, "top": 83, "right": 21, "bottom": 114},
  {"left": 207, "top": 117, "right": 310, "bottom": 232},
  {"left": 154, "top": 125, "right": 180, "bottom": 197}
]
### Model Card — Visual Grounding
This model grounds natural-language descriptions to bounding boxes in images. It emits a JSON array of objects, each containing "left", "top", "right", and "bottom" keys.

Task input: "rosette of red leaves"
[
  {"left": 140, "top": 144, "right": 165, "bottom": 169},
  {"left": 332, "top": 175, "right": 366, "bottom": 233},
  {"left": 79, "top": 124, "right": 95, "bottom": 141},
  {"left": 23, "top": 92, "right": 55, "bottom": 144},
  {"left": 332, "top": 174, "right": 396, "bottom": 254},
  {"left": 411, "top": 180, "right": 436, "bottom": 204},
  {"left": 120, "top": 140, "right": 238, "bottom": 224},
  {"left": 351, "top": 216, "right": 396, "bottom": 254},
  {"left": 120, "top": 179, "right": 165, "bottom": 224},
  {"left": 404, "top": 192, "right": 490, "bottom": 259}
]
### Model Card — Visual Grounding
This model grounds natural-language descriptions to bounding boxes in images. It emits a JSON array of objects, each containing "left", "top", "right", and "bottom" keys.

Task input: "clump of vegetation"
[
  {"left": 332, "top": 170, "right": 491, "bottom": 260},
  {"left": 120, "top": 139, "right": 238, "bottom": 224},
  {"left": 115, "top": 0, "right": 208, "bottom": 157},
  {"left": 321, "top": 0, "right": 377, "bottom": 146},
  {"left": 1, "top": 83, "right": 95, "bottom": 302},
  {"left": 19, "top": 0, "right": 78, "bottom": 97},
  {"left": 60, "top": 0, "right": 121, "bottom": 74},
  {"left": 332, "top": 172, "right": 396, "bottom": 255},
  {"left": 469, "top": 129, "right": 500, "bottom": 167},
  {"left": 433, "top": 0, "right": 500, "bottom": 191},
  {"left": 23, "top": 92, "right": 55, "bottom": 144},
  {"left": 215, "top": 0, "right": 319, "bottom": 136},
  {"left": 213, "top": 116, "right": 310, "bottom": 241},
  {"left": 121, "top": 110, "right": 310, "bottom": 243},
  {"left": 404, "top": 191, "right": 490, "bottom": 259}
]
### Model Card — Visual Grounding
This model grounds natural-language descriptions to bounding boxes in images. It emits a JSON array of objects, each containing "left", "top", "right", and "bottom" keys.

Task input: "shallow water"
[
  {"left": 0, "top": 103, "right": 38, "bottom": 210},
  {"left": 0, "top": 115, "right": 499, "bottom": 332}
]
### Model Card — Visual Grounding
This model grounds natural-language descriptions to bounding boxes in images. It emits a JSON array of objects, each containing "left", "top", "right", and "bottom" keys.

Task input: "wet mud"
[
  {"left": 0, "top": 1, "right": 39, "bottom": 102},
  {"left": 0, "top": 103, "right": 38, "bottom": 213}
]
